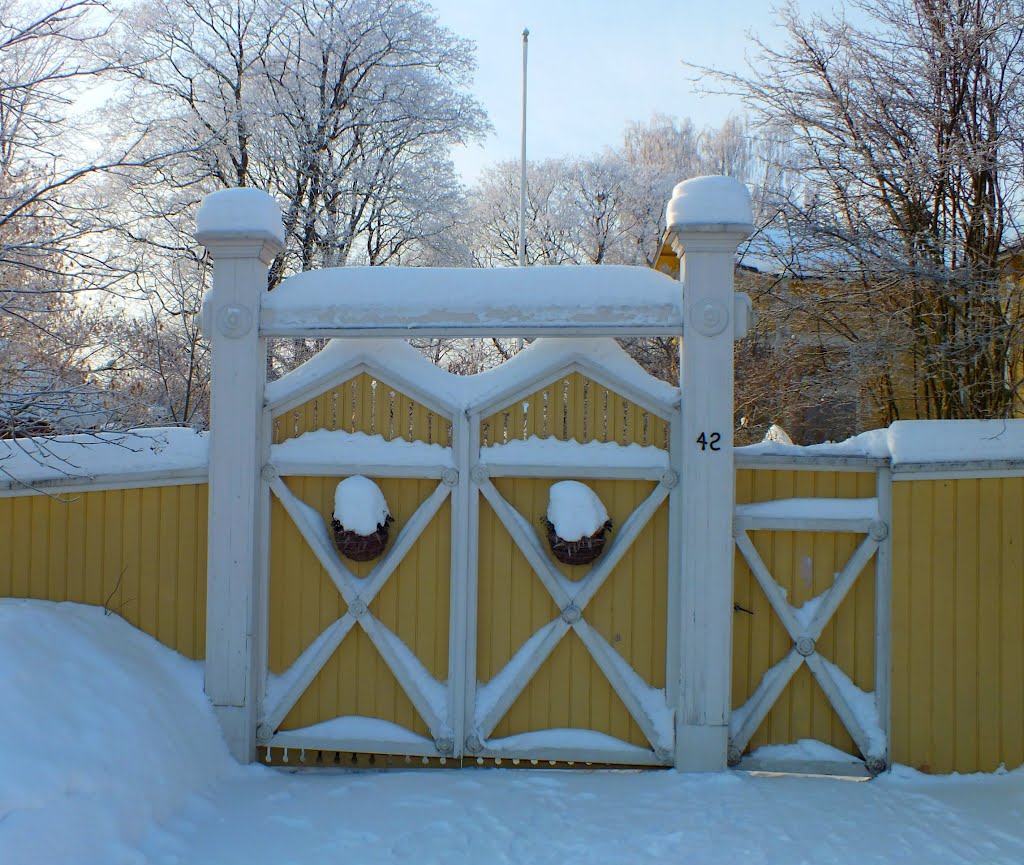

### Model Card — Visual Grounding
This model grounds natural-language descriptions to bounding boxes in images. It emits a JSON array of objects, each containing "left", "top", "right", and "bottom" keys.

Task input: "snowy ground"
[
  {"left": 139, "top": 764, "right": 1024, "bottom": 865},
  {"left": 3, "top": 600, "right": 1023, "bottom": 865}
]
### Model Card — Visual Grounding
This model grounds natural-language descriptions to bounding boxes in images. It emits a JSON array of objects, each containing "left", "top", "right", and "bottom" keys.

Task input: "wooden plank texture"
[{"left": 0, "top": 484, "right": 209, "bottom": 659}]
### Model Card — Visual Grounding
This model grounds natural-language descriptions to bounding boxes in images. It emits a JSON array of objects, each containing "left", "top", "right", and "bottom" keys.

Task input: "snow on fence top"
[
  {"left": 666, "top": 175, "right": 754, "bottom": 230},
  {"left": 260, "top": 266, "right": 684, "bottom": 338},
  {"left": 0, "top": 418, "right": 1020, "bottom": 491},
  {"left": 0, "top": 428, "right": 208, "bottom": 490},
  {"left": 738, "top": 420, "right": 1024, "bottom": 472}
]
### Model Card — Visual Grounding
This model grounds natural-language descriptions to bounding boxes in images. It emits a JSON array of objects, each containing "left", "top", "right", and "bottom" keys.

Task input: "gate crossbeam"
[
  {"left": 472, "top": 476, "right": 672, "bottom": 754},
  {"left": 730, "top": 519, "right": 887, "bottom": 769},
  {"left": 262, "top": 474, "right": 454, "bottom": 745}
]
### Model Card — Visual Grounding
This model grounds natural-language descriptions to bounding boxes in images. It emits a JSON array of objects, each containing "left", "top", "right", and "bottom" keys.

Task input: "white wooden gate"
[
  {"left": 249, "top": 339, "right": 681, "bottom": 766},
  {"left": 195, "top": 177, "right": 755, "bottom": 771}
]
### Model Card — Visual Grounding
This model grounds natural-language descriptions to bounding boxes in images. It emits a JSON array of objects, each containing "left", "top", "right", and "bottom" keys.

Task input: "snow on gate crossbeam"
[{"left": 195, "top": 178, "right": 755, "bottom": 771}]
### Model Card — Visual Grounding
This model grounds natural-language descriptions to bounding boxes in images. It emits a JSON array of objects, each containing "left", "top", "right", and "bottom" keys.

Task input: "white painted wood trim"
[
  {"left": 570, "top": 482, "right": 670, "bottom": 612},
  {"left": 267, "top": 359, "right": 458, "bottom": 420},
  {"left": 268, "top": 460, "right": 452, "bottom": 479},
  {"left": 729, "top": 649, "right": 803, "bottom": 755},
  {"left": 268, "top": 476, "right": 360, "bottom": 607},
  {"left": 267, "top": 729, "right": 437, "bottom": 758},
  {"left": 202, "top": 228, "right": 279, "bottom": 763},
  {"left": 254, "top": 409, "right": 274, "bottom": 736},
  {"left": 262, "top": 616, "right": 355, "bottom": 734},
  {"left": 0, "top": 467, "right": 209, "bottom": 498},
  {"left": 734, "top": 530, "right": 806, "bottom": 639},
  {"left": 478, "top": 737, "right": 664, "bottom": 766},
  {"left": 479, "top": 460, "right": 667, "bottom": 481},
  {"left": 570, "top": 358, "right": 678, "bottom": 420},
  {"left": 574, "top": 619, "right": 669, "bottom": 753},
  {"left": 259, "top": 322, "right": 683, "bottom": 340},
  {"left": 474, "top": 619, "right": 570, "bottom": 740},
  {"left": 360, "top": 613, "right": 447, "bottom": 737},
  {"left": 805, "top": 653, "right": 878, "bottom": 759},
  {"left": 734, "top": 514, "right": 876, "bottom": 534},
  {"left": 891, "top": 463, "right": 1024, "bottom": 480},
  {"left": 734, "top": 454, "right": 889, "bottom": 471},
  {"left": 804, "top": 535, "right": 880, "bottom": 640},
  {"left": 460, "top": 410, "right": 483, "bottom": 758},
  {"left": 478, "top": 479, "right": 573, "bottom": 609},
  {"left": 470, "top": 357, "right": 677, "bottom": 422},
  {"left": 665, "top": 402, "right": 683, "bottom": 711},
  {"left": 473, "top": 352, "right": 593, "bottom": 417},
  {"left": 447, "top": 411, "right": 472, "bottom": 757},
  {"left": 874, "top": 466, "right": 893, "bottom": 765}
]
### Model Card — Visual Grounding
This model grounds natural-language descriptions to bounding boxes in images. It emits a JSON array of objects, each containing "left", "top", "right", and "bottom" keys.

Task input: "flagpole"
[{"left": 518, "top": 28, "right": 529, "bottom": 269}]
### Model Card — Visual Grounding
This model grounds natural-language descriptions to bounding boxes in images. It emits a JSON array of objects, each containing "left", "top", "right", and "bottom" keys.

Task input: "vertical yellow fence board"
[
  {"left": 272, "top": 373, "right": 451, "bottom": 446},
  {"left": 0, "top": 484, "right": 209, "bottom": 659},
  {"left": 890, "top": 477, "right": 1024, "bottom": 773}
]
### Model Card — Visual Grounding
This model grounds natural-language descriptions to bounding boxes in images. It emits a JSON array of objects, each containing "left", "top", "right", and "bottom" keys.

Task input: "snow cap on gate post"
[
  {"left": 666, "top": 175, "right": 753, "bottom": 773},
  {"left": 196, "top": 187, "right": 285, "bottom": 252},
  {"left": 196, "top": 188, "right": 285, "bottom": 337},
  {"left": 666, "top": 175, "right": 753, "bottom": 233},
  {"left": 195, "top": 188, "right": 284, "bottom": 763}
]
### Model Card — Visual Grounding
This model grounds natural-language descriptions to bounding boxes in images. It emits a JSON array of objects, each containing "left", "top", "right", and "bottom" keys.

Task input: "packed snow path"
[{"left": 138, "top": 766, "right": 1024, "bottom": 865}]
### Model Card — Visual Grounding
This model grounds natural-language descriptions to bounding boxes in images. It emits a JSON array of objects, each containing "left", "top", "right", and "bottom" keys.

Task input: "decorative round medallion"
[
  {"left": 690, "top": 298, "right": 730, "bottom": 337},
  {"left": 434, "top": 737, "right": 454, "bottom": 756},
  {"left": 261, "top": 463, "right": 278, "bottom": 482},
  {"left": 256, "top": 723, "right": 272, "bottom": 744},
  {"left": 795, "top": 636, "right": 816, "bottom": 657},
  {"left": 869, "top": 520, "right": 889, "bottom": 541},
  {"left": 470, "top": 465, "right": 489, "bottom": 484},
  {"left": 348, "top": 597, "right": 367, "bottom": 619},
  {"left": 216, "top": 303, "right": 253, "bottom": 339},
  {"left": 660, "top": 469, "right": 679, "bottom": 489},
  {"left": 441, "top": 467, "right": 459, "bottom": 487},
  {"left": 465, "top": 734, "right": 483, "bottom": 753},
  {"left": 727, "top": 745, "right": 744, "bottom": 766},
  {"left": 561, "top": 604, "right": 583, "bottom": 625},
  {"left": 865, "top": 756, "right": 887, "bottom": 776}
]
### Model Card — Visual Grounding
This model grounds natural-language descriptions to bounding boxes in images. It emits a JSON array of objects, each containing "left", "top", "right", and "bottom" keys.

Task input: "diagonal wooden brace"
[{"left": 475, "top": 476, "right": 672, "bottom": 750}]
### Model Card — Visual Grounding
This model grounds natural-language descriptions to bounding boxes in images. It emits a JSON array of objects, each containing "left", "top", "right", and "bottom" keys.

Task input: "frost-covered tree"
[
  {"left": 113, "top": 0, "right": 486, "bottom": 279},
  {"left": 0, "top": 0, "right": 153, "bottom": 435},
  {"left": 703, "top": 0, "right": 1024, "bottom": 422}
]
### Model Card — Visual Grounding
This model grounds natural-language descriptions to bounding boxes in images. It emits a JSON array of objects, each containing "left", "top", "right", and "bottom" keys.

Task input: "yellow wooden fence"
[{"left": 0, "top": 405, "right": 1020, "bottom": 774}]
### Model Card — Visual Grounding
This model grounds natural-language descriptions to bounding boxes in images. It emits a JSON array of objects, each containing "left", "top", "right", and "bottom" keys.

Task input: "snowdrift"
[{"left": 0, "top": 600, "right": 235, "bottom": 865}]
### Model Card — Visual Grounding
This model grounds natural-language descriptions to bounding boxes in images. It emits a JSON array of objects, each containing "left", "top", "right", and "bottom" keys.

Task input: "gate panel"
[
  {"left": 476, "top": 478, "right": 668, "bottom": 748},
  {"left": 731, "top": 468, "right": 880, "bottom": 761},
  {"left": 268, "top": 476, "right": 450, "bottom": 736}
]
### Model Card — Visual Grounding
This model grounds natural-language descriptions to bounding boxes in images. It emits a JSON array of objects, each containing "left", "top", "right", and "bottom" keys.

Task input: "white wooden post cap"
[
  {"left": 666, "top": 175, "right": 754, "bottom": 232},
  {"left": 195, "top": 188, "right": 286, "bottom": 251}
]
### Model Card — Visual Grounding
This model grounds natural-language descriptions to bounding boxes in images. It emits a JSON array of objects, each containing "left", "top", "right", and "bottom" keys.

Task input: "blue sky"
[{"left": 429, "top": 0, "right": 845, "bottom": 181}]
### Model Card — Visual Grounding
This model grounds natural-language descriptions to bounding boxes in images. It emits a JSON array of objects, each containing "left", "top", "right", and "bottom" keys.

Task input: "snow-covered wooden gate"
[{"left": 194, "top": 177, "right": 755, "bottom": 771}]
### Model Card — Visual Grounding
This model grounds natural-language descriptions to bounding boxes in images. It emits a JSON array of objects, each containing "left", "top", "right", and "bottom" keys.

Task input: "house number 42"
[{"left": 696, "top": 432, "right": 722, "bottom": 451}]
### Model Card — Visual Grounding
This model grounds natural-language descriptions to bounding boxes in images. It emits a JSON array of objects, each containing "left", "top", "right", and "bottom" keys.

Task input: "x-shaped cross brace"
[
  {"left": 468, "top": 468, "right": 676, "bottom": 759},
  {"left": 730, "top": 519, "right": 889, "bottom": 771},
  {"left": 260, "top": 466, "right": 458, "bottom": 754}
]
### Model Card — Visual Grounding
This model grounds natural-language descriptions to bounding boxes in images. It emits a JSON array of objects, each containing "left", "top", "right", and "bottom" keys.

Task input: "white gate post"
[
  {"left": 667, "top": 176, "right": 753, "bottom": 772},
  {"left": 195, "top": 189, "right": 284, "bottom": 762}
]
